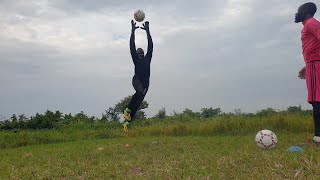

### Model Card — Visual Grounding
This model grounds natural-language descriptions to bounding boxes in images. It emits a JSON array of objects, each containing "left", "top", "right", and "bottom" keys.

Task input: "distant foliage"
[
  {"left": 287, "top": 106, "right": 303, "bottom": 113},
  {"left": 154, "top": 108, "right": 166, "bottom": 119},
  {"left": 0, "top": 105, "right": 313, "bottom": 131},
  {"left": 256, "top": 108, "right": 277, "bottom": 117},
  {"left": 0, "top": 110, "right": 112, "bottom": 130},
  {"left": 105, "top": 107, "right": 120, "bottom": 122},
  {"left": 27, "top": 111, "right": 61, "bottom": 129},
  {"left": 200, "top": 107, "right": 221, "bottom": 118},
  {"left": 182, "top": 108, "right": 201, "bottom": 118}
]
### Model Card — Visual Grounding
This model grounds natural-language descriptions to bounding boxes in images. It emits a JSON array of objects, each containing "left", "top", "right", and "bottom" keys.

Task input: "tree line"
[{"left": 0, "top": 95, "right": 312, "bottom": 131}]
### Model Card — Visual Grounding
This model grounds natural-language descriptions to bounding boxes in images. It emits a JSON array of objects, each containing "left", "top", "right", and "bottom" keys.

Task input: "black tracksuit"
[{"left": 128, "top": 29, "right": 153, "bottom": 120}]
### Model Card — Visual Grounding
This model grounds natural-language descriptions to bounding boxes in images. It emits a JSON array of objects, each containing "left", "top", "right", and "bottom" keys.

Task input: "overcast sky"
[{"left": 0, "top": 0, "right": 319, "bottom": 119}]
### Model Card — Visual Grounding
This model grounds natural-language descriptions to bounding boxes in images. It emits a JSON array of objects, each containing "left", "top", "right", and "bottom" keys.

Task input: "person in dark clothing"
[{"left": 123, "top": 20, "right": 153, "bottom": 132}]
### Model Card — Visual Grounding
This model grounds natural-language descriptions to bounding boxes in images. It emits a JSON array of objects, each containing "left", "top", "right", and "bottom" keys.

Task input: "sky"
[{"left": 0, "top": 0, "right": 319, "bottom": 119}]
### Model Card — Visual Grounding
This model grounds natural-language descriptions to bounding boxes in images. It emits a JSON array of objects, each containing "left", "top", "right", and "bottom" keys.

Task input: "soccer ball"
[
  {"left": 255, "top": 130, "right": 277, "bottom": 149},
  {"left": 134, "top": 9, "right": 145, "bottom": 22}
]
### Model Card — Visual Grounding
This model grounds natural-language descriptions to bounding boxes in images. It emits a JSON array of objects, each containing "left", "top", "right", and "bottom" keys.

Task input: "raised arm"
[
  {"left": 141, "top": 21, "right": 153, "bottom": 60},
  {"left": 130, "top": 20, "right": 139, "bottom": 61}
]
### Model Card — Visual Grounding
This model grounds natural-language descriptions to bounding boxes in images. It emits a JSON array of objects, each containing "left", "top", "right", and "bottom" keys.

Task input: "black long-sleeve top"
[{"left": 130, "top": 30, "right": 153, "bottom": 87}]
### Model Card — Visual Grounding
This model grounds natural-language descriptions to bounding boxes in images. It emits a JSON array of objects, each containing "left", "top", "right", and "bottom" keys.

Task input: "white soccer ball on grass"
[{"left": 255, "top": 129, "right": 277, "bottom": 149}]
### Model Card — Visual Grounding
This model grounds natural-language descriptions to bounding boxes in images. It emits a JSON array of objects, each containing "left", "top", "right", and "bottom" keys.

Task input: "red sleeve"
[{"left": 306, "top": 19, "right": 320, "bottom": 40}]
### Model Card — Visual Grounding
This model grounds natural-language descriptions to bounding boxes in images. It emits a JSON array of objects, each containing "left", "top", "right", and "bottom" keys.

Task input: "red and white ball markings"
[{"left": 255, "top": 130, "right": 277, "bottom": 149}]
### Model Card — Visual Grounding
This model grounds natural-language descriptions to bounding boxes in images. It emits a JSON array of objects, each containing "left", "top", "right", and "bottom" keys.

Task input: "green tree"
[
  {"left": 18, "top": 114, "right": 27, "bottom": 122},
  {"left": 182, "top": 108, "right": 201, "bottom": 118},
  {"left": 87, "top": 116, "right": 95, "bottom": 127},
  {"left": 63, "top": 113, "right": 75, "bottom": 124},
  {"left": 154, "top": 107, "right": 166, "bottom": 119},
  {"left": 105, "top": 95, "right": 149, "bottom": 122},
  {"left": 100, "top": 114, "right": 109, "bottom": 122},
  {"left": 0, "top": 114, "right": 6, "bottom": 121},
  {"left": 28, "top": 112, "right": 54, "bottom": 129},
  {"left": 11, "top": 114, "right": 17, "bottom": 122},
  {"left": 74, "top": 111, "right": 88, "bottom": 122},
  {"left": 105, "top": 107, "right": 120, "bottom": 122},
  {"left": 201, "top": 107, "right": 221, "bottom": 118},
  {"left": 1, "top": 120, "right": 13, "bottom": 130},
  {"left": 286, "top": 106, "right": 302, "bottom": 114},
  {"left": 134, "top": 111, "right": 147, "bottom": 120},
  {"left": 256, "top": 108, "right": 277, "bottom": 117},
  {"left": 234, "top": 109, "right": 242, "bottom": 115},
  {"left": 16, "top": 114, "right": 28, "bottom": 129}
]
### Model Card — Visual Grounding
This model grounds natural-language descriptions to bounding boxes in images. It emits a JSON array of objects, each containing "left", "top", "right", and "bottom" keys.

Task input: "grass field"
[
  {"left": 1, "top": 134, "right": 320, "bottom": 179},
  {"left": 1, "top": 114, "right": 320, "bottom": 179}
]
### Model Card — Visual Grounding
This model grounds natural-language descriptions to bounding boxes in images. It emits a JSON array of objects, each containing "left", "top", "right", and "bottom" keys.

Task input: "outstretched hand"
[
  {"left": 131, "top": 20, "right": 139, "bottom": 31},
  {"left": 140, "top": 21, "right": 150, "bottom": 32}
]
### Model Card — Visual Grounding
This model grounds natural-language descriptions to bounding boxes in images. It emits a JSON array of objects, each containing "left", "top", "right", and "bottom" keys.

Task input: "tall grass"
[
  {"left": 129, "top": 113, "right": 313, "bottom": 137},
  {"left": 0, "top": 121, "right": 123, "bottom": 149},
  {"left": 0, "top": 113, "right": 313, "bottom": 149}
]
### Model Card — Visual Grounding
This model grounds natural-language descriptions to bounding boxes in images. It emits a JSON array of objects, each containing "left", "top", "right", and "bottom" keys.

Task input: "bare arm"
[{"left": 298, "top": 66, "right": 306, "bottom": 79}]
